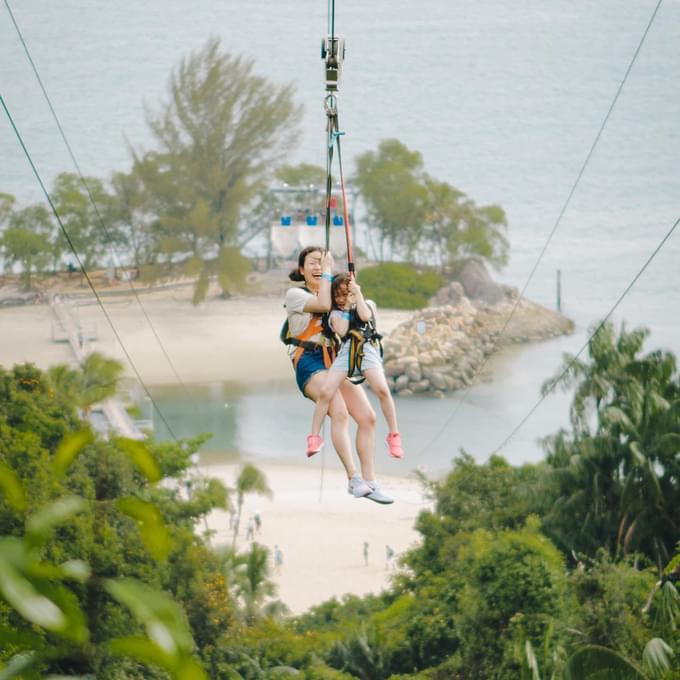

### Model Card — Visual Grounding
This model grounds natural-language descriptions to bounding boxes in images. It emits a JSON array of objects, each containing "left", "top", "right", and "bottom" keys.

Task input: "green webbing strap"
[{"left": 324, "top": 95, "right": 339, "bottom": 251}]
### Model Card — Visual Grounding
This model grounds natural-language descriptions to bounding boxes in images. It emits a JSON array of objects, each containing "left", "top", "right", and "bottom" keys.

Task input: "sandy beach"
[
  {"left": 202, "top": 462, "right": 428, "bottom": 614},
  {"left": 1, "top": 288, "right": 422, "bottom": 613},
  {"left": 0, "top": 286, "right": 412, "bottom": 385}
]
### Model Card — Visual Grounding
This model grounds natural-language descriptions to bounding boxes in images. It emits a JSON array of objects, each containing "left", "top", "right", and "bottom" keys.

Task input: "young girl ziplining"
[{"left": 306, "top": 273, "right": 405, "bottom": 460}]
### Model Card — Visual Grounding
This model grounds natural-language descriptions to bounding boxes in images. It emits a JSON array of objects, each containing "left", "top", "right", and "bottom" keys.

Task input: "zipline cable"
[
  {"left": 495, "top": 212, "right": 680, "bottom": 452},
  {"left": 416, "top": 0, "right": 664, "bottom": 455},
  {"left": 4, "top": 0, "right": 197, "bottom": 414},
  {"left": 0, "top": 94, "right": 179, "bottom": 442}
]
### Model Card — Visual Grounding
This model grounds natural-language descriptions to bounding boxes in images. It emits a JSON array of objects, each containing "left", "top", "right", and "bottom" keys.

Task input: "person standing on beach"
[
  {"left": 246, "top": 516, "right": 255, "bottom": 541},
  {"left": 274, "top": 545, "right": 283, "bottom": 573},
  {"left": 385, "top": 544, "right": 395, "bottom": 571},
  {"left": 283, "top": 247, "right": 393, "bottom": 504},
  {"left": 363, "top": 541, "right": 369, "bottom": 566}
]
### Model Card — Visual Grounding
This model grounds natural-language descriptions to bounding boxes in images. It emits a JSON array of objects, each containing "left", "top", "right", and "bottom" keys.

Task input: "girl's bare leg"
[
  {"left": 363, "top": 368, "right": 399, "bottom": 433},
  {"left": 310, "top": 369, "right": 347, "bottom": 435},
  {"left": 340, "top": 380, "right": 377, "bottom": 482},
  {"left": 304, "top": 372, "right": 356, "bottom": 479}
]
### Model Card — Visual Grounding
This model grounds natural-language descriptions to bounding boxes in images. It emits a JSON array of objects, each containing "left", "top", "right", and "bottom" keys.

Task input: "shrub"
[{"left": 356, "top": 263, "right": 443, "bottom": 310}]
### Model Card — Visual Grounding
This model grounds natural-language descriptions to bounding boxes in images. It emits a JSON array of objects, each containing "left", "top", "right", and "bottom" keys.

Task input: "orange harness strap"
[{"left": 292, "top": 316, "right": 334, "bottom": 370}]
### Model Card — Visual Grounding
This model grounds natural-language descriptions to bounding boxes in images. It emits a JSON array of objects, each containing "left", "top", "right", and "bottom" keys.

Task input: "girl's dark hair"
[
  {"left": 289, "top": 246, "right": 324, "bottom": 282},
  {"left": 331, "top": 272, "right": 350, "bottom": 310}
]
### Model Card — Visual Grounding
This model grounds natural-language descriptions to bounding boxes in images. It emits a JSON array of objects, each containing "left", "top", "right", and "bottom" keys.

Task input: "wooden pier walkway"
[{"left": 49, "top": 296, "right": 145, "bottom": 440}]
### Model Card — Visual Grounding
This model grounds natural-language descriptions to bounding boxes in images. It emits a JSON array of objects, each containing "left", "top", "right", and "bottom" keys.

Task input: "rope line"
[
  {"left": 4, "top": 0, "right": 197, "bottom": 414},
  {"left": 334, "top": 133, "right": 355, "bottom": 275},
  {"left": 0, "top": 94, "right": 179, "bottom": 441},
  {"left": 416, "top": 0, "right": 664, "bottom": 455},
  {"left": 495, "top": 212, "right": 680, "bottom": 452}
]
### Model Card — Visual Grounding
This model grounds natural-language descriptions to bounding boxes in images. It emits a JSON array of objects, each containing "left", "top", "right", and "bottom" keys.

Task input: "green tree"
[
  {"left": 110, "top": 170, "right": 160, "bottom": 270},
  {"left": 541, "top": 322, "right": 680, "bottom": 567},
  {"left": 232, "top": 463, "right": 272, "bottom": 547},
  {"left": 78, "top": 352, "right": 125, "bottom": 415},
  {"left": 354, "top": 139, "right": 428, "bottom": 261},
  {"left": 422, "top": 175, "right": 508, "bottom": 270},
  {"left": 0, "top": 363, "right": 234, "bottom": 677},
  {"left": 354, "top": 139, "right": 508, "bottom": 269},
  {"left": 356, "top": 262, "right": 443, "bottom": 309},
  {"left": 276, "top": 162, "right": 326, "bottom": 187},
  {"left": 0, "top": 192, "right": 15, "bottom": 225},
  {"left": 132, "top": 36, "right": 301, "bottom": 303},
  {"left": 48, "top": 353, "right": 125, "bottom": 417},
  {"left": 0, "top": 202, "right": 55, "bottom": 289},
  {"left": 51, "top": 172, "right": 117, "bottom": 273},
  {"left": 234, "top": 542, "right": 278, "bottom": 625}
]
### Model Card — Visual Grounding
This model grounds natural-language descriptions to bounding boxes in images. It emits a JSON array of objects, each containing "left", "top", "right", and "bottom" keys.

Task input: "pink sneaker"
[
  {"left": 306, "top": 434, "right": 324, "bottom": 458},
  {"left": 386, "top": 433, "right": 404, "bottom": 459}
]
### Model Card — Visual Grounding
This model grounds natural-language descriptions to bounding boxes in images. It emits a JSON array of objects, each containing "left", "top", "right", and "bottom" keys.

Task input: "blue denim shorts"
[{"left": 294, "top": 349, "right": 327, "bottom": 397}]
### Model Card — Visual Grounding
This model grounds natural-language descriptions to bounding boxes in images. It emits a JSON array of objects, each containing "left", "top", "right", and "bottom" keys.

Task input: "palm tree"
[
  {"left": 232, "top": 463, "right": 272, "bottom": 546},
  {"left": 217, "top": 542, "right": 287, "bottom": 625},
  {"left": 236, "top": 542, "right": 276, "bottom": 625},
  {"left": 77, "top": 352, "right": 124, "bottom": 415},
  {"left": 562, "top": 645, "right": 648, "bottom": 679},
  {"left": 542, "top": 322, "right": 680, "bottom": 567},
  {"left": 47, "top": 364, "right": 82, "bottom": 406},
  {"left": 47, "top": 353, "right": 124, "bottom": 417}
]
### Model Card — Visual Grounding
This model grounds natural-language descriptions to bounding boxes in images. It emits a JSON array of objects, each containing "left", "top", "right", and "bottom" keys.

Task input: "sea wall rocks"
[{"left": 382, "top": 295, "right": 574, "bottom": 397}]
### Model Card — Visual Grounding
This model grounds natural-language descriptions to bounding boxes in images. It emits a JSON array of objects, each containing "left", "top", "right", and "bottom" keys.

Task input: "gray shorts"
[{"left": 330, "top": 340, "right": 383, "bottom": 376}]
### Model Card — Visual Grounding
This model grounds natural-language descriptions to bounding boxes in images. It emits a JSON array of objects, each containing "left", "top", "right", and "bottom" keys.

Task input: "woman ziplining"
[
  {"left": 283, "top": 247, "right": 395, "bottom": 504},
  {"left": 279, "top": 0, "right": 403, "bottom": 503}
]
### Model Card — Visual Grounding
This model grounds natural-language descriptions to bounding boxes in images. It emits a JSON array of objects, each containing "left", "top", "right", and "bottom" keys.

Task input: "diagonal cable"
[
  {"left": 1, "top": 94, "right": 179, "bottom": 441},
  {"left": 495, "top": 212, "right": 680, "bottom": 452},
  {"left": 416, "top": 0, "right": 664, "bottom": 454},
  {"left": 4, "top": 0, "right": 196, "bottom": 412}
]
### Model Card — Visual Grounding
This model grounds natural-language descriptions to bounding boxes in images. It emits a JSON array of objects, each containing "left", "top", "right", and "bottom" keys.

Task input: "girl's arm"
[
  {"left": 349, "top": 279, "right": 373, "bottom": 322},
  {"left": 329, "top": 310, "right": 350, "bottom": 337}
]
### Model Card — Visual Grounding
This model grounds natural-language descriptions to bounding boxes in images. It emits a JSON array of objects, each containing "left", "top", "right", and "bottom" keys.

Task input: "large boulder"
[
  {"left": 429, "top": 281, "right": 464, "bottom": 307},
  {"left": 455, "top": 260, "right": 505, "bottom": 305}
]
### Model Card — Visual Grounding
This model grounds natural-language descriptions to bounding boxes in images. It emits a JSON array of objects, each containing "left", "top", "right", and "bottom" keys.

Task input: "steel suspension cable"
[
  {"left": 495, "top": 212, "right": 680, "bottom": 452},
  {"left": 4, "top": 0, "right": 196, "bottom": 413},
  {"left": 416, "top": 0, "right": 664, "bottom": 455},
  {"left": 0, "top": 94, "right": 179, "bottom": 441}
]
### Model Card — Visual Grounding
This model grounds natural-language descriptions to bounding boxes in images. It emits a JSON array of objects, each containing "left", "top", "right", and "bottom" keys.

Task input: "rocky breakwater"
[{"left": 381, "top": 262, "right": 574, "bottom": 397}]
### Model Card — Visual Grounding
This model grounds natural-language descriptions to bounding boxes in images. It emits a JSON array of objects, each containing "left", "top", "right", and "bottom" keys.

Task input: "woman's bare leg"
[
  {"left": 340, "top": 381, "right": 377, "bottom": 482},
  {"left": 304, "top": 372, "right": 356, "bottom": 479},
  {"left": 362, "top": 368, "right": 399, "bottom": 433},
  {"left": 310, "top": 369, "right": 347, "bottom": 435}
]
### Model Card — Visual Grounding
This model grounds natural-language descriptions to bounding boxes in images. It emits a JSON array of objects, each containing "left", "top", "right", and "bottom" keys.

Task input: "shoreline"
[
  {"left": 0, "top": 293, "right": 412, "bottom": 385},
  {"left": 198, "top": 461, "right": 429, "bottom": 614}
]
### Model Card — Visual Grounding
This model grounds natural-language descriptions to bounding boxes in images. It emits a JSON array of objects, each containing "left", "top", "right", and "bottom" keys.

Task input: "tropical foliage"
[
  {"left": 1, "top": 320, "right": 679, "bottom": 679},
  {"left": 356, "top": 262, "right": 443, "bottom": 310},
  {"left": 354, "top": 138, "right": 508, "bottom": 268}
]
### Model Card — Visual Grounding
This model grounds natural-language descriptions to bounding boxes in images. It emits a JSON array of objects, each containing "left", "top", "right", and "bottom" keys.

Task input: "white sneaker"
[
  {"left": 365, "top": 481, "right": 394, "bottom": 505},
  {"left": 347, "top": 474, "right": 372, "bottom": 498}
]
